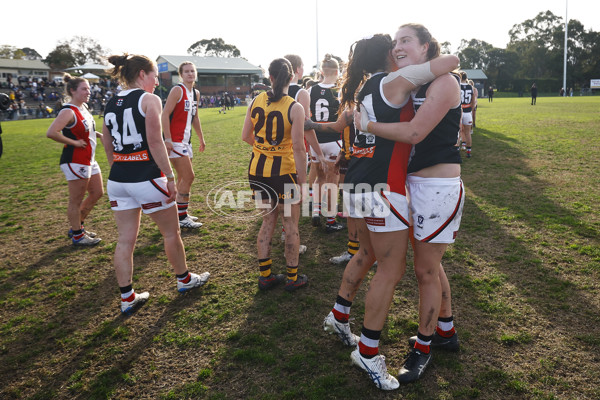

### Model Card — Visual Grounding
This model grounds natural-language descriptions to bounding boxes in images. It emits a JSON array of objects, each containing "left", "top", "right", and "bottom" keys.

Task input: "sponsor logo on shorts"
[
  {"left": 364, "top": 217, "right": 385, "bottom": 226},
  {"left": 142, "top": 202, "right": 162, "bottom": 210},
  {"left": 110, "top": 200, "right": 118, "bottom": 207}
]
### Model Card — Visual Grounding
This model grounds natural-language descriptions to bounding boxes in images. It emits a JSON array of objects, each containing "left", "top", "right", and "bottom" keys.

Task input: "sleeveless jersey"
[
  {"left": 408, "top": 82, "right": 462, "bottom": 173},
  {"left": 309, "top": 83, "right": 341, "bottom": 143},
  {"left": 248, "top": 92, "right": 297, "bottom": 177},
  {"left": 460, "top": 83, "right": 473, "bottom": 113},
  {"left": 288, "top": 84, "right": 301, "bottom": 101},
  {"left": 169, "top": 84, "right": 197, "bottom": 143},
  {"left": 59, "top": 104, "right": 96, "bottom": 166},
  {"left": 345, "top": 73, "right": 414, "bottom": 194},
  {"left": 104, "top": 88, "right": 161, "bottom": 182}
]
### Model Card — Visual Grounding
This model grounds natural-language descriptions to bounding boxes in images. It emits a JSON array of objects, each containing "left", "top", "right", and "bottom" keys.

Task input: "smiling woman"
[{"left": 45, "top": 73, "right": 104, "bottom": 247}]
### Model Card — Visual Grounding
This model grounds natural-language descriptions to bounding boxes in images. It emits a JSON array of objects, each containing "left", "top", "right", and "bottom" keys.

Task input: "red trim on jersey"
[
  {"left": 422, "top": 181, "right": 463, "bottom": 242},
  {"left": 386, "top": 100, "right": 414, "bottom": 194}
]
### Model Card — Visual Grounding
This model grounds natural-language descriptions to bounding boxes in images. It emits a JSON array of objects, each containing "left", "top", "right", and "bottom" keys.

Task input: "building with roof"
[
  {"left": 462, "top": 69, "right": 488, "bottom": 97},
  {"left": 156, "top": 55, "right": 264, "bottom": 97},
  {"left": 0, "top": 59, "right": 51, "bottom": 87}
]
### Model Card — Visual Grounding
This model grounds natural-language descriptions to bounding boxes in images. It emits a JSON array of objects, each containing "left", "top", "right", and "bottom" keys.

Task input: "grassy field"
[{"left": 0, "top": 97, "right": 598, "bottom": 400}]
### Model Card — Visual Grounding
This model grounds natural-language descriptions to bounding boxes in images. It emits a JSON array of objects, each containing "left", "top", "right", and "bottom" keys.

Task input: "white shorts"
[
  {"left": 461, "top": 111, "right": 473, "bottom": 126},
  {"left": 310, "top": 141, "right": 341, "bottom": 163},
  {"left": 60, "top": 161, "right": 101, "bottom": 181},
  {"left": 407, "top": 175, "right": 464, "bottom": 243},
  {"left": 107, "top": 178, "right": 175, "bottom": 214},
  {"left": 343, "top": 190, "right": 410, "bottom": 232},
  {"left": 169, "top": 142, "right": 193, "bottom": 159}
]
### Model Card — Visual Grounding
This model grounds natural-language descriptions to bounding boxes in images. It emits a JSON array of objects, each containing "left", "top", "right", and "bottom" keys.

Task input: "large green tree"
[
  {"left": 187, "top": 38, "right": 241, "bottom": 57},
  {"left": 44, "top": 36, "right": 108, "bottom": 70}
]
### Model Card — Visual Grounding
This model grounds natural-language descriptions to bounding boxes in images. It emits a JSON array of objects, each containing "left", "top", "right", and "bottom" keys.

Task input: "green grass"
[{"left": 0, "top": 98, "right": 599, "bottom": 399}]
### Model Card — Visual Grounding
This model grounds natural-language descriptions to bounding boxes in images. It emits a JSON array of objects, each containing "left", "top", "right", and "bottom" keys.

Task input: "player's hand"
[
  {"left": 198, "top": 141, "right": 206, "bottom": 153},
  {"left": 75, "top": 139, "right": 87, "bottom": 148},
  {"left": 166, "top": 180, "right": 177, "bottom": 203},
  {"left": 165, "top": 141, "right": 174, "bottom": 153}
]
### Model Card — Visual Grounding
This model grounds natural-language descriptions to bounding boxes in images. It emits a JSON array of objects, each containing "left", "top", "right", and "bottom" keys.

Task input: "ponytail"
[{"left": 267, "top": 58, "right": 293, "bottom": 105}]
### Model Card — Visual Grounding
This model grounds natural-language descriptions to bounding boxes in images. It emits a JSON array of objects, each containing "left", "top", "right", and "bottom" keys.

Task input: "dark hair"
[
  {"left": 108, "top": 54, "right": 155, "bottom": 88},
  {"left": 62, "top": 73, "right": 87, "bottom": 99},
  {"left": 460, "top": 71, "right": 467, "bottom": 81},
  {"left": 267, "top": 58, "right": 293, "bottom": 105},
  {"left": 399, "top": 23, "right": 440, "bottom": 61},
  {"left": 339, "top": 34, "right": 393, "bottom": 113}
]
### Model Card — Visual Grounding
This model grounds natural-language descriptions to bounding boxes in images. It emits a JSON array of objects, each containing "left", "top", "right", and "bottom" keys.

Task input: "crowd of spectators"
[{"left": 1, "top": 75, "right": 244, "bottom": 121}]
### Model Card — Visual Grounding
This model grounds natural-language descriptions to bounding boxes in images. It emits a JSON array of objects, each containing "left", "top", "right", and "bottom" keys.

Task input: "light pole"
[
  {"left": 563, "top": 0, "right": 568, "bottom": 96},
  {"left": 315, "top": 0, "right": 320, "bottom": 73}
]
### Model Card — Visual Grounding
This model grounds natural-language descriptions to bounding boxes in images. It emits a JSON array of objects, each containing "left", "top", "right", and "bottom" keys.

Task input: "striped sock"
[
  {"left": 259, "top": 258, "right": 272, "bottom": 278},
  {"left": 358, "top": 326, "right": 381, "bottom": 359},
  {"left": 414, "top": 331, "right": 433, "bottom": 354},
  {"left": 332, "top": 295, "right": 352, "bottom": 323},
  {"left": 437, "top": 316, "right": 455, "bottom": 337},
  {"left": 72, "top": 229, "right": 84, "bottom": 241},
  {"left": 326, "top": 217, "right": 336, "bottom": 225},
  {"left": 177, "top": 202, "right": 189, "bottom": 221},
  {"left": 176, "top": 270, "right": 191, "bottom": 284},
  {"left": 120, "top": 285, "right": 134, "bottom": 302},
  {"left": 286, "top": 265, "right": 298, "bottom": 282},
  {"left": 347, "top": 240, "right": 359, "bottom": 256},
  {"left": 313, "top": 203, "right": 321, "bottom": 216}
]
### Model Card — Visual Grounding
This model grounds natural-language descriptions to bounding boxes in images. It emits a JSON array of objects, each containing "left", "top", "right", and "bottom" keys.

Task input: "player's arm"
[
  {"left": 304, "top": 108, "right": 352, "bottom": 133},
  {"left": 290, "top": 102, "right": 307, "bottom": 185},
  {"left": 357, "top": 74, "right": 459, "bottom": 144},
  {"left": 145, "top": 93, "right": 176, "bottom": 201},
  {"left": 101, "top": 121, "right": 114, "bottom": 166},
  {"left": 192, "top": 89, "right": 206, "bottom": 152},
  {"left": 46, "top": 109, "right": 85, "bottom": 147},
  {"left": 161, "top": 85, "right": 181, "bottom": 153},
  {"left": 241, "top": 98, "right": 256, "bottom": 145},
  {"left": 383, "top": 54, "right": 459, "bottom": 105}
]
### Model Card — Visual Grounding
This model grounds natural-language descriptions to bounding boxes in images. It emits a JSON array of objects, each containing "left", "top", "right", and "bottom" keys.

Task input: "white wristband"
[
  {"left": 165, "top": 172, "right": 175, "bottom": 180},
  {"left": 164, "top": 139, "right": 173, "bottom": 144}
]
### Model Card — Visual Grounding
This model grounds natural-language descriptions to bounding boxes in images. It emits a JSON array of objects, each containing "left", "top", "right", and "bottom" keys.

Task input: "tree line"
[{"left": 2, "top": 11, "right": 598, "bottom": 93}]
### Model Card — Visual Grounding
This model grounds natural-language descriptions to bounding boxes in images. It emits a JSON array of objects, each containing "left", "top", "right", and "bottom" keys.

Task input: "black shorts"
[{"left": 249, "top": 173, "right": 300, "bottom": 204}]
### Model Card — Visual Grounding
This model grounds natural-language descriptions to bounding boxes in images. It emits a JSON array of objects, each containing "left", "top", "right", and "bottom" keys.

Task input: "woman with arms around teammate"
[
  {"left": 46, "top": 73, "right": 103, "bottom": 246},
  {"left": 355, "top": 24, "right": 464, "bottom": 383},
  {"left": 242, "top": 58, "right": 308, "bottom": 292},
  {"left": 161, "top": 61, "right": 205, "bottom": 229},
  {"left": 321, "top": 34, "right": 458, "bottom": 390},
  {"left": 102, "top": 54, "right": 210, "bottom": 315}
]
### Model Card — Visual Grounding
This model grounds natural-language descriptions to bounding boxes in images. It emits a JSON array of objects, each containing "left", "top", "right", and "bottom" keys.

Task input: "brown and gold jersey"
[{"left": 248, "top": 92, "right": 297, "bottom": 177}]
